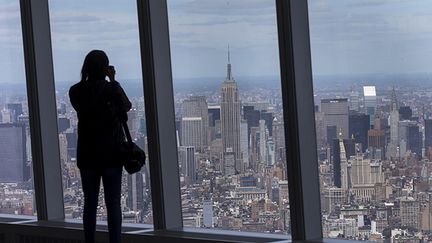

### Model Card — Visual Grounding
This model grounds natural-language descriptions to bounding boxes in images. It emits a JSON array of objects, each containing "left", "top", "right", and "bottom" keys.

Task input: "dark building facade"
[
  {"left": 0, "top": 123, "right": 27, "bottom": 182},
  {"left": 58, "top": 117, "right": 71, "bottom": 133},
  {"left": 327, "top": 125, "right": 337, "bottom": 145},
  {"left": 349, "top": 112, "right": 369, "bottom": 152},
  {"left": 208, "top": 106, "right": 221, "bottom": 127},
  {"left": 244, "top": 107, "right": 260, "bottom": 138},
  {"left": 425, "top": 119, "right": 432, "bottom": 149},
  {"left": 399, "top": 106, "right": 412, "bottom": 120},
  {"left": 407, "top": 124, "right": 421, "bottom": 158},
  {"left": 260, "top": 111, "right": 273, "bottom": 137}
]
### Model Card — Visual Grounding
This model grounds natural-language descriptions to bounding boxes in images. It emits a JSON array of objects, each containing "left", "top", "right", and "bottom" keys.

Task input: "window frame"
[{"left": 17, "top": 0, "right": 323, "bottom": 241}]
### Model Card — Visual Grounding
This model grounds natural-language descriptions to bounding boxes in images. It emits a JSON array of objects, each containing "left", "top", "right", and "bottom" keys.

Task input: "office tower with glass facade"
[
  {"left": 363, "top": 86, "right": 377, "bottom": 128},
  {"left": 178, "top": 146, "right": 197, "bottom": 184},
  {"left": 349, "top": 91, "right": 360, "bottom": 112},
  {"left": 399, "top": 106, "right": 413, "bottom": 121},
  {"left": 348, "top": 112, "right": 369, "bottom": 152},
  {"left": 425, "top": 119, "right": 432, "bottom": 160},
  {"left": 0, "top": 123, "right": 27, "bottom": 182},
  {"left": 127, "top": 172, "right": 144, "bottom": 212},
  {"left": 181, "top": 117, "right": 203, "bottom": 149},
  {"left": 321, "top": 98, "right": 349, "bottom": 141},
  {"left": 182, "top": 96, "right": 209, "bottom": 147}
]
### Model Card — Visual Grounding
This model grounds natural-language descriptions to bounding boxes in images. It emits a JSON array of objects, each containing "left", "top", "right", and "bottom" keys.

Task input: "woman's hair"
[{"left": 80, "top": 50, "right": 109, "bottom": 82}]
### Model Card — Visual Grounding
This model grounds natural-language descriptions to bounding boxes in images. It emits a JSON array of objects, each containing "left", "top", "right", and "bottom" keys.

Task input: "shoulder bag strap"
[{"left": 122, "top": 121, "right": 133, "bottom": 146}]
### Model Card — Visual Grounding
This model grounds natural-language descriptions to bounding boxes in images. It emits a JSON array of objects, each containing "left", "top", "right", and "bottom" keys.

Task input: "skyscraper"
[
  {"left": 348, "top": 111, "right": 369, "bottom": 152},
  {"left": 182, "top": 96, "right": 209, "bottom": 147},
  {"left": 425, "top": 119, "right": 432, "bottom": 151},
  {"left": 220, "top": 50, "right": 241, "bottom": 173},
  {"left": 181, "top": 117, "right": 203, "bottom": 149},
  {"left": 7, "top": 103, "right": 23, "bottom": 123},
  {"left": 127, "top": 172, "right": 144, "bottom": 212},
  {"left": 349, "top": 90, "right": 360, "bottom": 112},
  {"left": 399, "top": 106, "right": 413, "bottom": 121},
  {"left": 333, "top": 132, "right": 355, "bottom": 188},
  {"left": 0, "top": 123, "right": 27, "bottom": 182},
  {"left": 339, "top": 135, "right": 349, "bottom": 190},
  {"left": 244, "top": 106, "right": 260, "bottom": 139},
  {"left": 407, "top": 124, "right": 421, "bottom": 158},
  {"left": 388, "top": 88, "right": 399, "bottom": 159},
  {"left": 208, "top": 105, "right": 221, "bottom": 127},
  {"left": 259, "top": 119, "right": 267, "bottom": 164},
  {"left": 321, "top": 98, "right": 349, "bottom": 140},
  {"left": 363, "top": 86, "right": 377, "bottom": 127},
  {"left": 240, "top": 120, "right": 248, "bottom": 171},
  {"left": 207, "top": 105, "right": 220, "bottom": 144},
  {"left": 178, "top": 146, "right": 197, "bottom": 183},
  {"left": 260, "top": 111, "right": 273, "bottom": 136}
]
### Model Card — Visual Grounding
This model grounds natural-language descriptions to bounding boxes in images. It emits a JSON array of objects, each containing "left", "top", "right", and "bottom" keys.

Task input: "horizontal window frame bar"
[
  {"left": 0, "top": 220, "right": 288, "bottom": 243},
  {"left": 0, "top": 219, "right": 368, "bottom": 243}
]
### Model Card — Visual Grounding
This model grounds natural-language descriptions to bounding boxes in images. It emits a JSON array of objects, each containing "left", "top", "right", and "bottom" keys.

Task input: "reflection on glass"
[
  {"left": 49, "top": 0, "right": 152, "bottom": 224},
  {"left": 0, "top": 0, "right": 36, "bottom": 216},
  {"left": 309, "top": 0, "right": 432, "bottom": 241},
  {"left": 168, "top": 0, "right": 290, "bottom": 234}
]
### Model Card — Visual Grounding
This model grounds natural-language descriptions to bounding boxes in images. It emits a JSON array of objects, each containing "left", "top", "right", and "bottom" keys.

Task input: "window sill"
[{"left": 0, "top": 217, "right": 372, "bottom": 243}]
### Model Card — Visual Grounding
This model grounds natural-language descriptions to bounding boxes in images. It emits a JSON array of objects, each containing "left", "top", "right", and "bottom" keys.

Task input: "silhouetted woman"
[{"left": 69, "top": 50, "right": 131, "bottom": 243}]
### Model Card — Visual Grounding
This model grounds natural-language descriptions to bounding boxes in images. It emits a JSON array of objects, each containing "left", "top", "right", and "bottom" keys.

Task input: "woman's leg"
[
  {"left": 102, "top": 167, "right": 123, "bottom": 243},
  {"left": 80, "top": 169, "right": 101, "bottom": 243}
]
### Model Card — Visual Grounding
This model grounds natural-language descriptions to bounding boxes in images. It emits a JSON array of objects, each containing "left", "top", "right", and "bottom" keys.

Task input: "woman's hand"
[{"left": 106, "top": 65, "right": 116, "bottom": 82}]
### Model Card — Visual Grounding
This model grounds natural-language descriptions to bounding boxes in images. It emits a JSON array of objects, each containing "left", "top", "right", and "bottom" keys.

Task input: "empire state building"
[{"left": 221, "top": 50, "right": 241, "bottom": 175}]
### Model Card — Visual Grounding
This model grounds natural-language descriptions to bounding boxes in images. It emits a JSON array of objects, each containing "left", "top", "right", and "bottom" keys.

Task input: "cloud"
[
  {"left": 0, "top": 1, "right": 23, "bottom": 49},
  {"left": 308, "top": 0, "right": 432, "bottom": 75},
  {"left": 170, "top": 0, "right": 274, "bottom": 15},
  {"left": 345, "top": 0, "right": 411, "bottom": 7},
  {"left": 168, "top": 0, "right": 278, "bottom": 50},
  {"left": 49, "top": 11, "right": 140, "bottom": 51}
]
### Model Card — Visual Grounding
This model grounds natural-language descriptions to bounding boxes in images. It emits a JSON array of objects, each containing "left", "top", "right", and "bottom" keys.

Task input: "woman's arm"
[
  {"left": 69, "top": 84, "right": 82, "bottom": 112},
  {"left": 106, "top": 66, "right": 132, "bottom": 113},
  {"left": 112, "top": 81, "right": 132, "bottom": 112}
]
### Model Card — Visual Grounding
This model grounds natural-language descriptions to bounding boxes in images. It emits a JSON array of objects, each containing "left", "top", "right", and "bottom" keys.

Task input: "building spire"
[
  {"left": 228, "top": 44, "right": 231, "bottom": 64},
  {"left": 391, "top": 86, "right": 398, "bottom": 111},
  {"left": 226, "top": 44, "right": 233, "bottom": 81}
]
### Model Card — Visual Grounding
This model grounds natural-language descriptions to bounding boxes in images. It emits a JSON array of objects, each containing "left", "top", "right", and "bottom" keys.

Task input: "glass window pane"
[
  {"left": 168, "top": 0, "right": 290, "bottom": 234},
  {"left": 49, "top": 0, "right": 152, "bottom": 224},
  {"left": 0, "top": 0, "right": 36, "bottom": 217},
  {"left": 309, "top": 1, "right": 432, "bottom": 241}
]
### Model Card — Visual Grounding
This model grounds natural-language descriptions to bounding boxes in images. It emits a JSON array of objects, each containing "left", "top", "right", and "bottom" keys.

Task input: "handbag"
[{"left": 119, "top": 120, "right": 146, "bottom": 174}]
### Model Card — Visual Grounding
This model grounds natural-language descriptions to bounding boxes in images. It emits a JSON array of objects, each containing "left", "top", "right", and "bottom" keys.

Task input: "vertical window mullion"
[
  {"left": 20, "top": 0, "right": 64, "bottom": 220},
  {"left": 276, "top": 0, "right": 322, "bottom": 240},
  {"left": 136, "top": 0, "right": 182, "bottom": 230}
]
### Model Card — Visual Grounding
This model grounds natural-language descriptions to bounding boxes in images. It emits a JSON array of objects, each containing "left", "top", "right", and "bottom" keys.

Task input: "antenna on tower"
[
  {"left": 226, "top": 44, "right": 233, "bottom": 81},
  {"left": 228, "top": 44, "right": 231, "bottom": 63}
]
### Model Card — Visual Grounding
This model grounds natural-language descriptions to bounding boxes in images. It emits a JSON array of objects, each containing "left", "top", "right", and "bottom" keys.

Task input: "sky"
[{"left": 2, "top": 0, "right": 432, "bottom": 83}]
